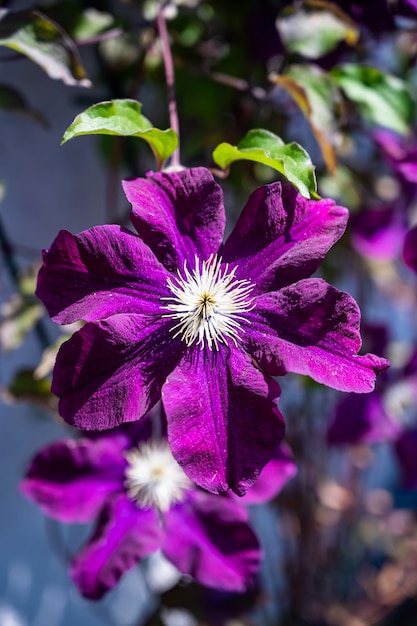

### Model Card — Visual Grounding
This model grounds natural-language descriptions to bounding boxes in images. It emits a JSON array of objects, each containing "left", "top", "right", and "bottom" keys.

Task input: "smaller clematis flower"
[{"left": 20, "top": 411, "right": 293, "bottom": 600}]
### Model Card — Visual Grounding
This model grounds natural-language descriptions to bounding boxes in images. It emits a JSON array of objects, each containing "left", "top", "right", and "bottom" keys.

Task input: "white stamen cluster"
[
  {"left": 162, "top": 254, "right": 255, "bottom": 351},
  {"left": 124, "top": 442, "right": 191, "bottom": 512}
]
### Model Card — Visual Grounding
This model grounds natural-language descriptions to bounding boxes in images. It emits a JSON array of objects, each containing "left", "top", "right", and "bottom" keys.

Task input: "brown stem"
[{"left": 156, "top": 4, "right": 180, "bottom": 167}]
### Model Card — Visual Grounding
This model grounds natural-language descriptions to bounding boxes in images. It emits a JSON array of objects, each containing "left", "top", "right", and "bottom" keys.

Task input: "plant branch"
[{"left": 157, "top": 4, "right": 180, "bottom": 167}]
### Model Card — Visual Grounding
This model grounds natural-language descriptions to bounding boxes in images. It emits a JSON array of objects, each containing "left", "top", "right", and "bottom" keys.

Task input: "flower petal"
[
  {"left": 52, "top": 315, "right": 183, "bottom": 429},
  {"left": 20, "top": 434, "right": 128, "bottom": 522},
  {"left": 403, "top": 225, "right": 417, "bottom": 274},
  {"left": 235, "top": 443, "right": 297, "bottom": 505},
  {"left": 163, "top": 348, "right": 285, "bottom": 496},
  {"left": 222, "top": 182, "right": 348, "bottom": 293},
  {"left": 327, "top": 392, "right": 400, "bottom": 446},
  {"left": 123, "top": 168, "right": 226, "bottom": 272},
  {"left": 247, "top": 278, "right": 389, "bottom": 392},
  {"left": 163, "top": 491, "right": 260, "bottom": 592},
  {"left": 70, "top": 493, "right": 162, "bottom": 599},
  {"left": 36, "top": 226, "right": 171, "bottom": 324}
]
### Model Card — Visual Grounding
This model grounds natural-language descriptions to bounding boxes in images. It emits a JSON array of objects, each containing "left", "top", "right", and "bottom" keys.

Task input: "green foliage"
[
  {"left": 0, "top": 9, "right": 90, "bottom": 86},
  {"left": 332, "top": 64, "right": 415, "bottom": 134},
  {"left": 277, "top": 1, "right": 358, "bottom": 59},
  {"left": 62, "top": 100, "right": 178, "bottom": 170},
  {"left": 0, "top": 294, "right": 43, "bottom": 352},
  {"left": 271, "top": 65, "right": 340, "bottom": 172},
  {"left": 213, "top": 129, "right": 318, "bottom": 199}
]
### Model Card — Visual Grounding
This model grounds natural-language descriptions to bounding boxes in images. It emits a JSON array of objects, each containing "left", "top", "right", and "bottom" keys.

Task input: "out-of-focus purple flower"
[
  {"left": 403, "top": 225, "right": 417, "bottom": 273},
  {"left": 395, "top": 428, "right": 417, "bottom": 488},
  {"left": 20, "top": 414, "right": 286, "bottom": 600},
  {"left": 327, "top": 327, "right": 417, "bottom": 450},
  {"left": 327, "top": 391, "right": 400, "bottom": 446},
  {"left": 36, "top": 168, "right": 388, "bottom": 495},
  {"left": 351, "top": 207, "right": 406, "bottom": 261},
  {"left": 374, "top": 131, "right": 417, "bottom": 187}
]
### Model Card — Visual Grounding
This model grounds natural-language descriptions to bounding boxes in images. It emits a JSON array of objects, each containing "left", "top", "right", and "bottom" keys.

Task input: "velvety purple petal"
[
  {"left": 20, "top": 434, "right": 128, "bottom": 522},
  {"left": 70, "top": 493, "right": 162, "bottom": 599},
  {"left": 163, "top": 347, "right": 285, "bottom": 496},
  {"left": 395, "top": 429, "right": 417, "bottom": 489},
  {"left": 52, "top": 315, "right": 183, "bottom": 430},
  {"left": 327, "top": 392, "right": 400, "bottom": 446},
  {"left": 351, "top": 208, "right": 405, "bottom": 261},
  {"left": 221, "top": 182, "right": 348, "bottom": 293},
  {"left": 163, "top": 491, "right": 260, "bottom": 592},
  {"left": 235, "top": 443, "right": 297, "bottom": 505},
  {"left": 36, "top": 226, "right": 171, "bottom": 324},
  {"left": 403, "top": 225, "right": 417, "bottom": 274},
  {"left": 246, "top": 278, "right": 389, "bottom": 392},
  {"left": 123, "top": 168, "right": 225, "bottom": 272}
]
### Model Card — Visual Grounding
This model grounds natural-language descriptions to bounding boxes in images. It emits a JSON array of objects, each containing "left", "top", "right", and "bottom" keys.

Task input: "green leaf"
[
  {"left": 62, "top": 99, "right": 178, "bottom": 169},
  {"left": 271, "top": 65, "right": 340, "bottom": 173},
  {"left": 276, "top": 1, "right": 358, "bottom": 59},
  {"left": 212, "top": 129, "right": 318, "bottom": 199},
  {"left": 331, "top": 64, "right": 415, "bottom": 134},
  {"left": 72, "top": 8, "right": 115, "bottom": 41},
  {"left": 0, "top": 294, "right": 43, "bottom": 351},
  {"left": 0, "top": 9, "right": 90, "bottom": 87}
]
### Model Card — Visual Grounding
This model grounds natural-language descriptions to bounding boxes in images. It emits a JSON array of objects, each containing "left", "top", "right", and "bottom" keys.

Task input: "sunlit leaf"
[
  {"left": 0, "top": 294, "right": 43, "bottom": 351},
  {"left": 0, "top": 9, "right": 90, "bottom": 87},
  {"left": 277, "top": 1, "right": 359, "bottom": 59},
  {"left": 331, "top": 64, "right": 415, "bottom": 134},
  {"left": 72, "top": 8, "right": 115, "bottom": 41},
  {"left": 0, "top": 84, "right": 47, "bottom": 125},
  {"left": 62, "top": 99, "right": 178, "bottom": 169},
  {"left": 213, "top": 129, "right": 318, "bottom": 199},
  {"left": 271, "top": 65, "right": 340, "bottom": 172}
]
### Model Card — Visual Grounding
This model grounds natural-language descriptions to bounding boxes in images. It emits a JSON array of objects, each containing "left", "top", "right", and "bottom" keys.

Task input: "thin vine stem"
[{"left": 156, "top": 4, "right": 180, "bottom": 168}]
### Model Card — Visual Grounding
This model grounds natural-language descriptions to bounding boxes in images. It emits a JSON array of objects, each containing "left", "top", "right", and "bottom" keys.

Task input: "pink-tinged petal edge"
[
  {"left": 70, "top": 494, "right": 163, "bottom": 600},
  {"left": 222, "top": 182, "right": 348, "bottom": 293},
  {"left": 20, "top": 433, "right": 129, "bottom": 523},
  {"left": 246, "top": 278, "right": 389, "bottom": 393},
  {"left": 163, "top": 491, "right": 260, "bottom": 592},
  {"left": 123, "top": 167, "right": 225, "bottom": 272},
  {"left": 235, "top": 443, "right": 297, "bottom": 505},
  {"left": 36, "top": 226, "right": 171, "bottom": 324},
  {"left": 163, "top": 347, "right": 285, "bottom": 496},
  {"left": 52, "top": 315, "right": 183, "bottom": 430}
]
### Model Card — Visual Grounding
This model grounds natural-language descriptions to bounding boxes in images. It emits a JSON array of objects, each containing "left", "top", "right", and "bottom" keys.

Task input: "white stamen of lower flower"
[
  {"left": 124, "top": 442, "right": 191, "bottom": 512},
  {"left": 161, "top": 254, "right": 255, "bottom": 351}
]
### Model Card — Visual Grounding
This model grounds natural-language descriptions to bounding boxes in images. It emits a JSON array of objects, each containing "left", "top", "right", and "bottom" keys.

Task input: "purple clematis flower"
[
  {"left": 36, "top": 168, "right": 388, "bottom": 495},
  {"left": 403, "top": 225, "right": 417, "bottom": 273},
  {"left": 20, "top": 415, "right": 274, "bottom": 600}
]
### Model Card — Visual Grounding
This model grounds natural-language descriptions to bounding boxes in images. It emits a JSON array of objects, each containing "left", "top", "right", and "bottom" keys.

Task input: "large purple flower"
[
  {"left": 20, "top": 415, "right": 294, "bottom": 600},
  {"left": 36, "top": 168, "right": 388, "bottom": 494}
]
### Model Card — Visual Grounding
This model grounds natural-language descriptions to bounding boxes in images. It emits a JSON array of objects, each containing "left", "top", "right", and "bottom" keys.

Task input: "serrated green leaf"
[
  {"left": 0, "top": 9, "right": 90, "bottom": 87},
  {"left": 277, "top": 2, "right": 358, "bottom": 59},
  {"left": 212, "top": 129, "right": 318, "bottom": 199},
  {"left": 331, "top": 64, "right": 415, "bottom": 134},
  {"left": 62, "top": 99, "right": 178, "bottom": 169}
]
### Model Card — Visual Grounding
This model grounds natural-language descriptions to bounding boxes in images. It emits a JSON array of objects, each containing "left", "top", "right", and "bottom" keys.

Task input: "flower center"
[
  {"left": 161, "top": 254, "right": 255, "bottom": 351},
  {"left": 124, "top": 442, "right": 191, "bottom": 511}
]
